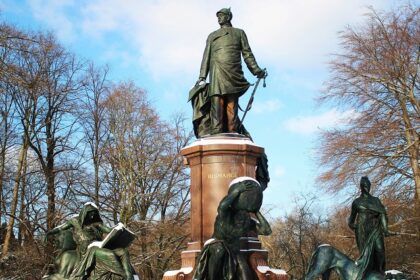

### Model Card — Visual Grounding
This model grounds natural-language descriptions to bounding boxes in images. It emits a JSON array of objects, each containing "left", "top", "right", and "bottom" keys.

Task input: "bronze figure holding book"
[{"left": 44, "top": 202, "right": 136, "bottom": 280}]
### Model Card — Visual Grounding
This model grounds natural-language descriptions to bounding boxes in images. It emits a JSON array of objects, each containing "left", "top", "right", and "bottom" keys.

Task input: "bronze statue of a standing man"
[{"left": 196, "top": 8, "right": 266, "bottom": 134}]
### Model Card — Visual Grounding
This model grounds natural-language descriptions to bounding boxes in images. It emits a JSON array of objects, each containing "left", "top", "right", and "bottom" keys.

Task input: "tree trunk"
[
  {"left": 18, "top": 152, "right": 28, "bottom": 246},
  {"left": 0, "top": 147, "right": 5, "bottom": 224},
  {"left": 2, "top": 137, "right": 28, "bottom": 255},
  {"left": 44, "top": 114, "right": 56, "bottom": 256},
  {"left": 397, "top": 94, "right": 420, "bottom": 202},
  {"left": 94, "top": 156, "right": 99, "bottom": 206}
]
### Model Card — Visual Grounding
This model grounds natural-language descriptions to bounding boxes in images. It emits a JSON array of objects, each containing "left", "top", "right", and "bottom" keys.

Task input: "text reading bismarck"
[{"left": 208, "top": 173, "right": 237, "bottom": 179}]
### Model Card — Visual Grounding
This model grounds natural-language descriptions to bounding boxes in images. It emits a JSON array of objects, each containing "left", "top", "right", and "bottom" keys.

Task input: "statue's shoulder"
[
  {"left": 207, "top": 29, "right": 220, "bottom": 38},
  {"left": 352, "top": 196, "right": 362, "bottom": 205},
  {"left": 232, "top": 27, "right": 244, "bottom": 32},
  {"left": 372, "top": 196, "right": 386, "bottom": 207},
  {"left": 369, "top": 195, "right": 383, "bottom": 205},
  {"left": 231, "top": 27, "right": 246, "bottom": 35},
  {"left": 67, "top": 216, "right": 79, "bottom": 227},
  {"left": 209, "top": 29, "right": 219, "bottom": 36}
]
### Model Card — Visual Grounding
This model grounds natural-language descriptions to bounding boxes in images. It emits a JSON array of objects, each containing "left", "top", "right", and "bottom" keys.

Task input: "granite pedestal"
[{"left": 163, "top": 135, "right": 287, "bottom": 280}]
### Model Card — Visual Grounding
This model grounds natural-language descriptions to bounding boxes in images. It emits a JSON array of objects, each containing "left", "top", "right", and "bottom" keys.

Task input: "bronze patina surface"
[
  {"left": 191, "top": 8, "right": 266, "bottom": 136},
  {"left": 304, "top": 177, "right": 391, "bottom": 280},
  {"left": 192, "top": 177, "right": 271, "bottom": 280},
  {"left": 44, "top": 203, "right": 136, "bottom": 280}
]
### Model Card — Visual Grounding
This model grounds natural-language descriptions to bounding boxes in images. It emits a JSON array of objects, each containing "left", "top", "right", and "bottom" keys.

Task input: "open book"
[{"left": 88, "top": 223, "right": 135, "bottom": 250}]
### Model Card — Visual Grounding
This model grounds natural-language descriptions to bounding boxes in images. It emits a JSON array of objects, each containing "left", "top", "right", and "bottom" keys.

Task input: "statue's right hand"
[{"left": 256, "top": 69, "right": 267, "bottom": 79}]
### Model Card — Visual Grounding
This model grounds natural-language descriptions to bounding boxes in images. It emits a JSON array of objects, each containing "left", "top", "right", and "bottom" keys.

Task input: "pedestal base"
[
  {"left": 162, "top": 242, "right": 199, "bottom": 280},
  {"left": 241, "top": 237, "right": 288, "bottom": 280},
  {"left": 162, "top": 241, "right": 287, "bottom": 280},
  {"left": 183, "top": 135, "right": 265, "bottom": 244},
  {"left": 248, "top": 251, "right": 288, "bottom": 280},
  {"left": 163, "top": 135, "right": 287, "bottom": 280}
]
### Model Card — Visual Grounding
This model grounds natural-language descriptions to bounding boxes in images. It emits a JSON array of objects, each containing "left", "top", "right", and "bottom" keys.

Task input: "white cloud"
[
  {"left": 26, "top": 0, "right": 391, "bottom": 79},
  {"left": 101, "top": 47, "right": 134, "bottom": 69},
  {"left": 284, "top": 108, "right": 359, "bottom": 134},
  {"left": 79, "top": 0, "right": 214, "bottom": 79},
  {"left": 28, "top": 0, "right": 77, "bottom": 42},
  {"left": 274, "top": 166, "right": 285, "bottom": 177},
  {"left": 252, "top": 99, "right": 281, "bottom": 114}
]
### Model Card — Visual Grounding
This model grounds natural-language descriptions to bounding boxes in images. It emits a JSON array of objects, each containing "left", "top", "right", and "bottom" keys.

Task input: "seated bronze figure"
[{"left": 44, "top": 202, "right": 137, "bottom": 280}]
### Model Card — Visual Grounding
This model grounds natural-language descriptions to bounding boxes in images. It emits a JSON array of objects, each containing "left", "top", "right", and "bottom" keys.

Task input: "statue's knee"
[
  {"left": 95, "top": 248, "right": 114, "bottom": 258},
  {"left": 113, "top": 247, "right": 126, "bottom": 256},
  {"left": 57, "top": 251, "right": 77, "bottom": 276}
]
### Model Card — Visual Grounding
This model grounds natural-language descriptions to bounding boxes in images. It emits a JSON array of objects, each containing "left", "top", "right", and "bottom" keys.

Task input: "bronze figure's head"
[
  {"left": 79, "top": 202, "right": 103, "bottom": 226},
  {"left": 360, "top": 176, "right": 371, "bottom": 194},
  {"left": 216, "top": 8, "right": 232, "bottom": 25}
]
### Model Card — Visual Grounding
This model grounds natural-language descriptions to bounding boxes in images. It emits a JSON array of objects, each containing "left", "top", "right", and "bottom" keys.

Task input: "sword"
[{"left": 240, "top": 68, "right": 267, "bottom": 126}]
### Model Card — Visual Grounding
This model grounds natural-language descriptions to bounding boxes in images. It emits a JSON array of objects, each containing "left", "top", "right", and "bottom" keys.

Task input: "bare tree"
[
  {"left": 0, "top": 81, "right": 16, "bottom": 225},
  {"left": 78, "top": 63, "right": 110, "bottom": 206},
  {"left": 264, "top": 195, "right": 328, "bottom": 279},
  {"left": 0, "top": 22, "right": 23, "bottom": 225},
  {"left": 16, "top": 33, "right": 84, "bottom": 254},
  {"left": 317, "top": 4, "right": 420, "bottom": 204},
  {"left": 2, "top": 133, "right": 29, "bottom": 255},
  {"left": 101, "top": 83, "right": 192, "bottom": 279},
  {"left": 0, "top": 24, "right": 35, "bottom": 255},
  {"left": 0, "top": 18, "right": 195, "bottom": 279}
]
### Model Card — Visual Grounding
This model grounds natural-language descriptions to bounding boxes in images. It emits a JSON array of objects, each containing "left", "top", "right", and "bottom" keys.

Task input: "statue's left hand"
[{"left": 195, "top": 77, "right": 206, "bottom": 86}]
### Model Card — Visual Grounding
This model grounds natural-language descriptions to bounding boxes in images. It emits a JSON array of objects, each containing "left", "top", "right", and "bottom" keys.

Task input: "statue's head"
[
  {"left": 360, "top": 176, "right": 371, "bottom": 194},
  {"left": 228, "top": 177, "right": 263, "bottom": 213},
  {"left": 216, "top": 8, "right": 232, "bottom": 25},
  {"left": 79, "top": 202, "right": 103, "bottom": 226}
]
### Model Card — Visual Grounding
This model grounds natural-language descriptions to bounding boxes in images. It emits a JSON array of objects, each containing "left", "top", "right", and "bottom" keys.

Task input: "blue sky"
[{"left": 1, "top": 0, "right": 401, "bottom": 217}]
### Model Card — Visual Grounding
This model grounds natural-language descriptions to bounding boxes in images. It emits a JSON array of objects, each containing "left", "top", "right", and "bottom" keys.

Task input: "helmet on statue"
[{"left": 216, "top": 8, "right": 233, "bottom": 21}]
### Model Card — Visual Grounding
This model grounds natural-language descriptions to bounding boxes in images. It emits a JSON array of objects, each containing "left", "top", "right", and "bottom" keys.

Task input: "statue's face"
[
  {"left": 88, "top": 211, "right": 96, "bottom": 220},
  {"left": 85, "top": 210, "right": 100, "bottom": 225},
  {"left": 217, "top": 13, "right": 230, "bottom": 25},
  {"left": 360, "top": 177, "right": 371, "bottom": 194}
]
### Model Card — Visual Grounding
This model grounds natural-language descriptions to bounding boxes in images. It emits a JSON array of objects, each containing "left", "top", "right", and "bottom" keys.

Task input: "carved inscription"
[{"left": 207, "top": 173, "right": 237, "bottom": 179}]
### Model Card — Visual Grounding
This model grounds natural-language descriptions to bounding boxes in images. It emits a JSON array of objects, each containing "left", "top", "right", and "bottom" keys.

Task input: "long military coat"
[{"left": 199, "top": 26, "right": 262, "bottom": 97}]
